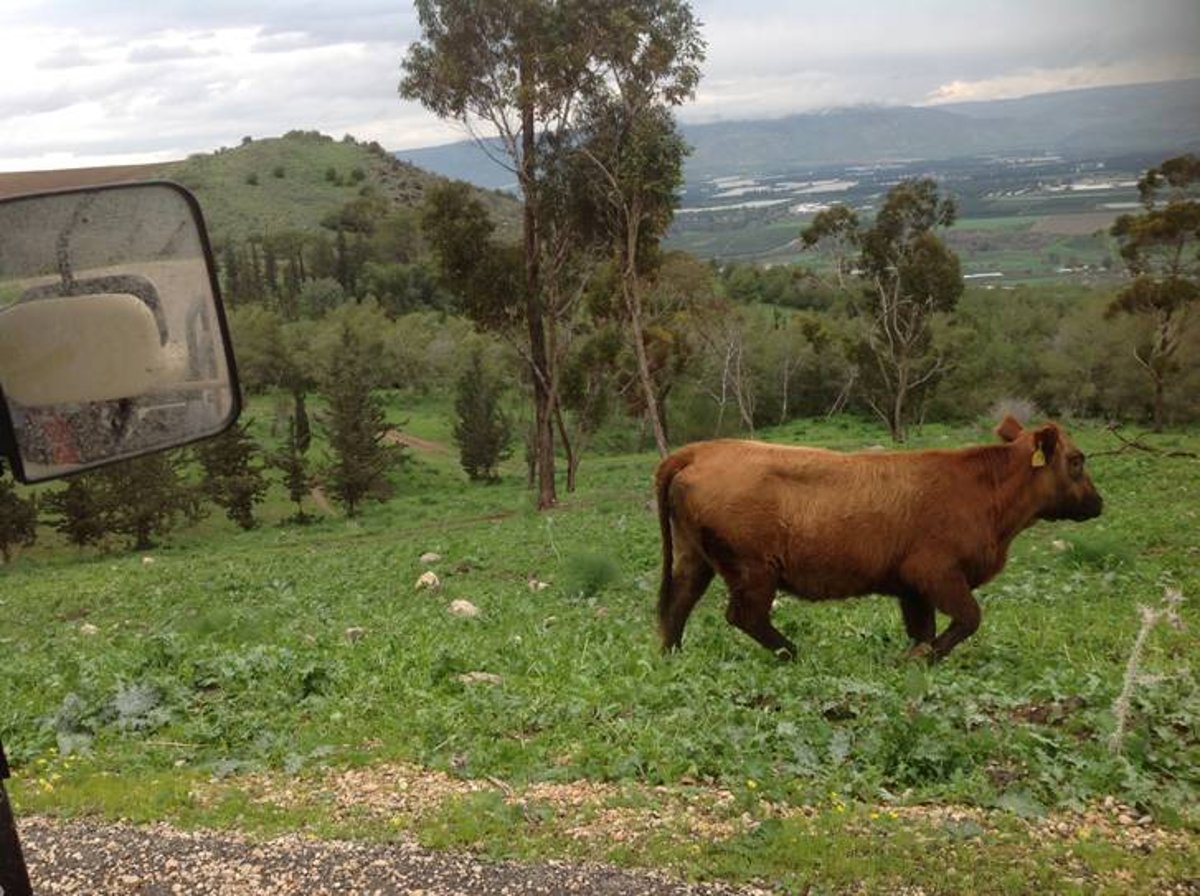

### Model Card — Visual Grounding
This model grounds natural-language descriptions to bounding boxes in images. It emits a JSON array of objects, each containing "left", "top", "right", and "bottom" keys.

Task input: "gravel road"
[{"left": 18, "top": 815, "right": 770, "bottom": 895}]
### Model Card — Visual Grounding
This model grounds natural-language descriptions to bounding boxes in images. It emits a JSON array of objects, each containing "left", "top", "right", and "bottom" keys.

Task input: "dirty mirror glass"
[{"left": 0, "top": 182, "right": 240, "bottom": 483}]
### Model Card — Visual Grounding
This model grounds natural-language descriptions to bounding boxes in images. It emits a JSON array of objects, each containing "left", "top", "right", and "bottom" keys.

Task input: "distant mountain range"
[{"left": 394, "top": 79, "right": 1200, "bottom": 189}]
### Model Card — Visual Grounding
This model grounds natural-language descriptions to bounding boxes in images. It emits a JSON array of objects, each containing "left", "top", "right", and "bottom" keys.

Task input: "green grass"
[{"left": 2, "top": 414, "right": 1198, "bottom": 892}]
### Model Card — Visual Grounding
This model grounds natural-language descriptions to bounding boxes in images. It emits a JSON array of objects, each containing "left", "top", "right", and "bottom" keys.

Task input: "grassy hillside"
[
  {"left": 170, "top": 131, "right": 521, "bottom": 245},
  {"left": 0, "top": 131, "right": 521, "bottom": 247},
  {"left": 2, "top": 410, "right": 1198, "bottom": 893}
]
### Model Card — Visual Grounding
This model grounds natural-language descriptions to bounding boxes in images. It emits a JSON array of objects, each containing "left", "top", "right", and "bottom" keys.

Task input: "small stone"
[
  {"left": 449, "top": 600, "right": 480, "bottom": 618},
  {"left": 419, "top": 552, "right": 442, "bottom": 565},
  {"left": 344, "top": 626, "right": 367, "bottom": 642},
  {"left": 457, "top": 671, "right": 502, "bottom": 686},
  {"left": 415, "top": 571, "right": 441, "bottom": 591},
  {"left": 79, "top": 623, "right": 99, "bottom": 636}
]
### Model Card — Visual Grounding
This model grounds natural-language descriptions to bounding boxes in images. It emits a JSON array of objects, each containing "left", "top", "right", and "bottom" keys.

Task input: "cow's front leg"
[
  {"left": 904, "top": 565, "right": 981, "bottom": 660},
  {"left": 898, "top": 591, "right": 935, "bottom": 656}
]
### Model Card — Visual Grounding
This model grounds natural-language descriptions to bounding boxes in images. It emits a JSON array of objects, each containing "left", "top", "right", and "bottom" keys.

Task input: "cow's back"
[
  {"left": 656, "top": 418, "right": 1103, "bottom": 658},
  {"left": 662, "top": 439, "right": 984, "bottom": 600}
]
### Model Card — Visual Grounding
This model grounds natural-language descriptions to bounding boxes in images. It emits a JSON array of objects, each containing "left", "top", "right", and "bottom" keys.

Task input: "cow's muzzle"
[{"left": 1070, "top": 492, "right": 1104, "bottom": 521}]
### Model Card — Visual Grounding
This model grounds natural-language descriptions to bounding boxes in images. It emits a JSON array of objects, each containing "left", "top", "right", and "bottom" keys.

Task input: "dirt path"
[
  {"left": 17, "top": 763, "right": 1198, "bottom": 894},
  {"left": 19, "top": 815, "right": 764, "bottom": 896},
  {"left": 382, "top": 429, "right": 450, "bottom": 454}
]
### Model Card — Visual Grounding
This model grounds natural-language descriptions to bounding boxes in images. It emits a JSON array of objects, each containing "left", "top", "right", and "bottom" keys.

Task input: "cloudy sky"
[{"left": 2, "top": 0, "right": 1198, "bottom": 172}]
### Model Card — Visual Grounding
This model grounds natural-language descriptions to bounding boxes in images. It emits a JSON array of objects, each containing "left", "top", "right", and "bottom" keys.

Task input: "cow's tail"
[{"left": 654, "top": 449, "right": 689, "bottom": 649}]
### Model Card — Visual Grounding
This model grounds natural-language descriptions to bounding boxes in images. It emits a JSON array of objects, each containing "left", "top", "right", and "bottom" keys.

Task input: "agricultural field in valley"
[{"left": 667, "top": 153, "right": 1155, "bottom": 284}]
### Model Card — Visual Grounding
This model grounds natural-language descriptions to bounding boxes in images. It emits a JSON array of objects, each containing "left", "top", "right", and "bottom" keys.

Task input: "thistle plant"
[{"left": 1109, "top": 587, "right": 1185, "bottom": 755}]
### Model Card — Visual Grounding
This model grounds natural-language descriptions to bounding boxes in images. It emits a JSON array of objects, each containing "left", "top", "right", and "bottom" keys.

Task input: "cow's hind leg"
[
  {"left": 699, "top": 528, "right": 796, "bottom": 659},
  {"left": 724, "top": 578, "right": 795, "bottom": 659},
  {"left": 659, "top": 541, "right": 715, "bottom": 652}
]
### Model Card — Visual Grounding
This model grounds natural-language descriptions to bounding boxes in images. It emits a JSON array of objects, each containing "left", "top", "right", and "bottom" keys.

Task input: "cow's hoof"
[{"left": 905, "top": 642, "right": 934, "bottom": 662}]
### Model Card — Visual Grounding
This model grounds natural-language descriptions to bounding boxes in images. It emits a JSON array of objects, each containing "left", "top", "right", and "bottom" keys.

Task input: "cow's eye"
[{"left": 1068, "top": 455, "right": 1084, "bottom": 478}]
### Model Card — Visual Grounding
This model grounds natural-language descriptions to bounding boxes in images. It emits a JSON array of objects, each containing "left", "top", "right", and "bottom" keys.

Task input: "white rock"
[
  {"left": 415, "top": 571, "right": 441, "bottom": 591},
  {"left": 449, "top": 600, "right": 480, "bottom": 618},
  {"left": 457, "top": 671, "right": 502, "bottom": 686},
  {"left": 344, "top": 626, "right": 367, "bottom": 642},
  {"left": 527, "top": 577, "right": 550, "bottom": 592},
  {"left": 79, "top": 623, "right": 99, "bottom": 636},
  {"left": 419, "top": 552, "right": 442, "bottom": 565}
]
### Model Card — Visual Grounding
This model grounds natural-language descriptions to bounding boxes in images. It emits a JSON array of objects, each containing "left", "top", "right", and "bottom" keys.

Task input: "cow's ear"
[
  {"left": 1032, "top": 425, "right": 1059, "bottom": 467},
  {"left": 996, "top": 415, "right": 1024, "bottom": 443}
]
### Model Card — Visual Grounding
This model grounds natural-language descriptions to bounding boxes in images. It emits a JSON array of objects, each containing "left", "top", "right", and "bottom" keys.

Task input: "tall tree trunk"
[
  {"left": 623, "top": 217, "right": 669, "bottom": 458},
  {"left": 292, "top": 389, "right": 311, "bottom": 455},
  {"left": 552, "top": 401, "right": 577, "bottom": 493},
  {"left": 891, "top": 356, "right": 909, "bottom": 443},
  {"left": 519, "top": 55, "right": 556, "bottom": 509},
  {"left": 1153, "top": 375, "right": 1165, "bottom": 433}
]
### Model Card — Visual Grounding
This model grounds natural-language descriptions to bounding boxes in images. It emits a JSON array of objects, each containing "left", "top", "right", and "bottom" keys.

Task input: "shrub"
[{"left": 0, "top": 474, "right": 37, "bottom": 562}]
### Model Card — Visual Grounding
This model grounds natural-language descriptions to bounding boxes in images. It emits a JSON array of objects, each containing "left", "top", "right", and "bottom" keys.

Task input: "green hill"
[
  {"left": 169, "top": 131, "right": 520, "bottom": 245},
  {"left": 0, "top": 131, "right": 521, "bottom": 248}
]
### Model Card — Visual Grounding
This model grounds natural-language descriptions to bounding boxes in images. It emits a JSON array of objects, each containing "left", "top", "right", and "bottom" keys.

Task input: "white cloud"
[{"left": 924, "top": 57, "right": 1200, "bottom": 105}]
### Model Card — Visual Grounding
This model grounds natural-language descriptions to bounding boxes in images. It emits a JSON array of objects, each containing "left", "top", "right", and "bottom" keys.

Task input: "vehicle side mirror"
[{"left": 0, "top": 181, "right": 240, "bottom": 483}]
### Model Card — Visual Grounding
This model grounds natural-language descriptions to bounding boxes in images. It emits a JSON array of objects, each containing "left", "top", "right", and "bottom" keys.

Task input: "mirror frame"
[{"left": 0, "top": 180, "right": 241, "bottom": 483}]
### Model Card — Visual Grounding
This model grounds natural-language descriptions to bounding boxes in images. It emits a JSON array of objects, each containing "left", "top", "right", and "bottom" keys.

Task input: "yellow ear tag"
[{"left": 1031, "top": 448, "right": 1046, "bottom": 468}]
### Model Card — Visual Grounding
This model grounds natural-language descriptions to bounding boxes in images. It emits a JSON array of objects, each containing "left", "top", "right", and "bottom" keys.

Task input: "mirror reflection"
[{"left": 0, "top": 182, "right": 239, "bottom": 483}]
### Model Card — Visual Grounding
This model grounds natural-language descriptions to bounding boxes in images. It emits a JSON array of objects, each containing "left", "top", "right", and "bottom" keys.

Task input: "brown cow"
[{"left": 655, "top": 416, "right": 1103, "bottom": 660}]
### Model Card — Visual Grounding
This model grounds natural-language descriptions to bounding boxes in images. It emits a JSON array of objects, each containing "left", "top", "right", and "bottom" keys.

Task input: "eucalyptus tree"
[
  {"left": 557, "top": 1, "right": 703, "bottom": 456},
  {"left": 802, "top": 178, "right": 962, "bottom": 441},
  {"left": 1107, "top": 154, "right": 1200, "bottom": 430},
  {"left": 401, "top": 0, "right": 704, "bottom": 501},
  {"left": 573, "top": 102, "right": 694, "bottom": 456},
  {"left": 401, "top": 0, "right": 589, "bottom": 508}
]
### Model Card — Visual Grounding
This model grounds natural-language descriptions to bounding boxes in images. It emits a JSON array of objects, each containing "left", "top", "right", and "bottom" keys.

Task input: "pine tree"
[
  {"left": 196, "top": 421, "right": 268, "bottom": 530},
  {"left": 321, "top": 325, "right": 401, "bottom": 516},
  {"left": 43, "top": 475, "right": 107, "bottom": 548},
  {"left": 0, "top": 474, "right": 38, "bottom": 563},
  {"left": 96, "top": 452, "right": 199, "bottom": 551},
  {"left": 453, "top": 350, "right": 512, "bottom": 482}
]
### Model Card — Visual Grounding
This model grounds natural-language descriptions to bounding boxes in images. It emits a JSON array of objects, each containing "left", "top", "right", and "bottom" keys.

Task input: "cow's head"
[{"left": 996, "top": 416, "right": 1104, "bottom": 521}]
